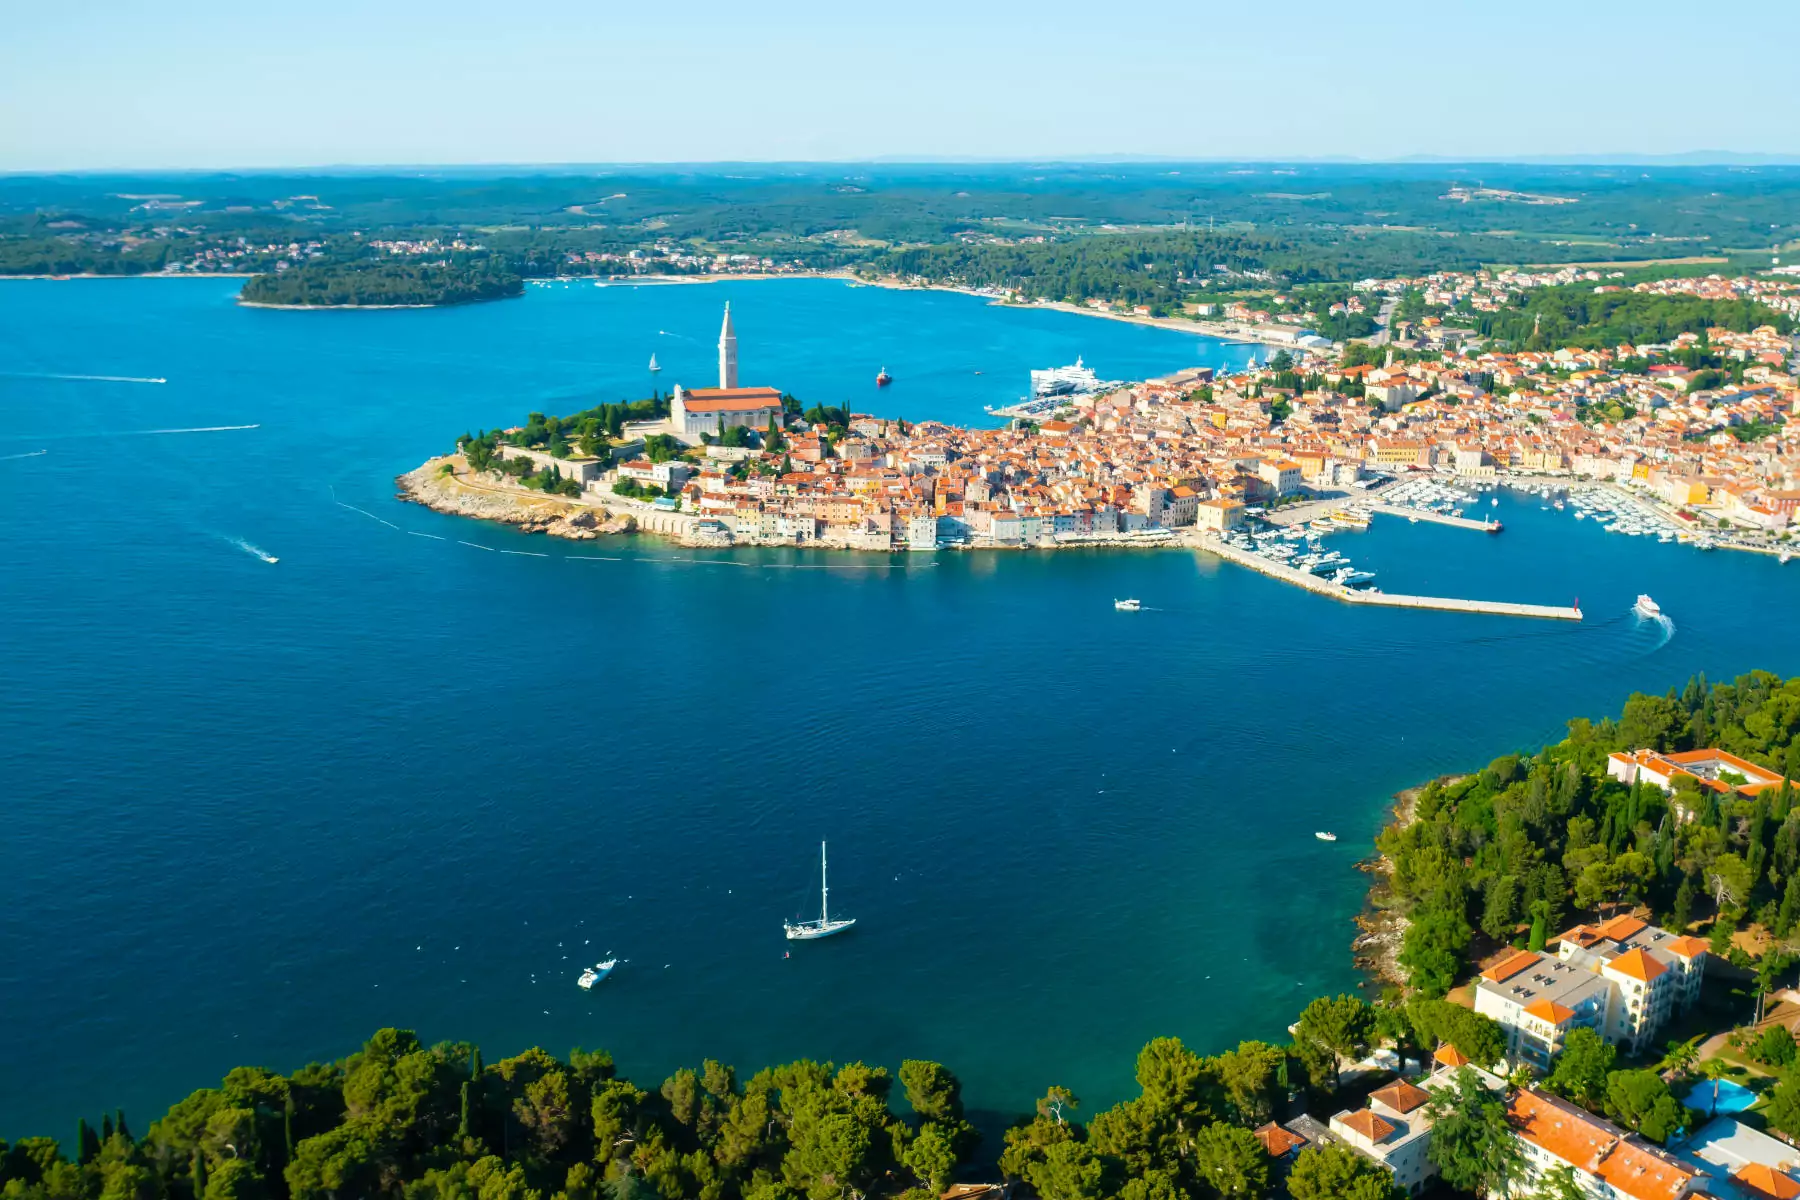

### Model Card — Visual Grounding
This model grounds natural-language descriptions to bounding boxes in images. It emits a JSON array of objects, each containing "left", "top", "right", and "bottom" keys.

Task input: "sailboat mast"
[{"left": 820, "top": 841, "right": 829, "bottom": 925}]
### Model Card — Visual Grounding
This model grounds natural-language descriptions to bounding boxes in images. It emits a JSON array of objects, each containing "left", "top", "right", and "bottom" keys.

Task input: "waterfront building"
[
  {"left": 1474, "top": 915, "right": 1706, "bottom": 1067},
  {"left": 1328, "top": 1078, "right": 1441, "bottom": 1196}
]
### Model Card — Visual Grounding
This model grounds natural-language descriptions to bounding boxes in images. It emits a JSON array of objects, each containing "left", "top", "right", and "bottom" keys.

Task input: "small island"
[{"left": 239, "top": 259, "right": 523, "bottom": 309}]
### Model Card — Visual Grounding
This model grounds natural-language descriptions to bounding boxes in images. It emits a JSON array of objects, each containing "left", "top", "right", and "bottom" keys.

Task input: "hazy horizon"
[{"left": 5, "top": 0, "right": 1797, "bottom": 172}]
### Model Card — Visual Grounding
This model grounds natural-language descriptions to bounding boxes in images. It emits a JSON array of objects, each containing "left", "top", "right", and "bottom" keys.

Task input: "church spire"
[{"left": 718, "top": 302, "right": 738, "bottom": 390}]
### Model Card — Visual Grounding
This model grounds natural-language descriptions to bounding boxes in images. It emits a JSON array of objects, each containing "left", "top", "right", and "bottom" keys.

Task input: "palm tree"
[
  {"left": 1698, "top": 1056, "right": 1732, "bottom": 1118},
  {"left": 1659, "top": 1037, "right": 1701, "bottom": 1079}
]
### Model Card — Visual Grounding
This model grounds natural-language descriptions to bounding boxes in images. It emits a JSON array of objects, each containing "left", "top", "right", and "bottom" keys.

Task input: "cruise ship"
[{"left": 1030, "top": 357, "right": 1119, "bottom": 399}]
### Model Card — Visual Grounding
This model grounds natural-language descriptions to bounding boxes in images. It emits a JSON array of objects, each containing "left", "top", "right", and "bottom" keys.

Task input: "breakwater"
[{"left": 1199, "top": 535, "right": 1582, "bottom": 621}]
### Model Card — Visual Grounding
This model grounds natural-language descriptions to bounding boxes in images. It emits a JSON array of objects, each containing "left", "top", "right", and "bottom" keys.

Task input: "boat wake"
[
  {"left": 0, "top": 372, "right": 167, "bottom": 384},
  {"left": 1636, "top": 609, "right": 1676, "bottom": 652},
  {"left": 127, "top": 424, "right": 257, "bottom": 435},
  {"left": 0, "top": 449, "right": 49, "bottom": 462},
  {"left": 227, "top": 537, "right": 279, "bottom": 564}
]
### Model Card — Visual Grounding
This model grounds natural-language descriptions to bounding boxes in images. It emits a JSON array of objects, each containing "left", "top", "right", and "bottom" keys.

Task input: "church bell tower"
[{"left": 718, "top": 302, "right": 738, "bottom": 390}]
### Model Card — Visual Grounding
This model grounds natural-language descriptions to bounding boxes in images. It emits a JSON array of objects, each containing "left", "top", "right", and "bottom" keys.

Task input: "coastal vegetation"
[
  {"left": 239, "top": 260, "right": 522, "bottom": 308},
  {"left": 459, "top": 398, "right": 673, "bottom": 472},
  {"left": 1379, "top": 671, "right": 1800, "bottom": 1005}
]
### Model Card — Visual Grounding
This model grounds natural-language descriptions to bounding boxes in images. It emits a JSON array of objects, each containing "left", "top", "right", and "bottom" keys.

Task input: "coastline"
[
  {"left": 396, "top": 457, "right": 636, "bottom": 538},
  {"left": 0, "top": 271, "right": 254, "bottom": 281},
  {"left": 1354, "top": 775, "right": 1463, "bottom": 989}
]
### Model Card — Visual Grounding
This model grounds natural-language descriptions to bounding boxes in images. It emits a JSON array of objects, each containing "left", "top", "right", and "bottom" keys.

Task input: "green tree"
[
  {"left": 1296, "top": 995, "right": 1374, "bottom": 1091},
  {"left": 1425, "top": 1067, "right": 1524, "bottom": 1196},
  {"left": 1544, "top": 1028, "right": 1616, "bottom": 1110},
  {"left": 1212, "top": 1041, "right": 1284, "bottom": 1125},
  {"left": 1285, "top": 1142, "right": 1404, "bottom": 1200},
  {"left": 1603, "top": 1070, "right": 1691, "bottom": 1144},
  {"left": 1399, "top": 904, "right": 1472, "bottom": 997},
  {"left": 897, "top": 1061, "right": 963, "bottom": 1125},
  {"left": 1190, "top": 1122, "right": 1269, "bottom": 1198},
  {"left": 901, "top": 1124, "right": 958, "bottom": 1193}
]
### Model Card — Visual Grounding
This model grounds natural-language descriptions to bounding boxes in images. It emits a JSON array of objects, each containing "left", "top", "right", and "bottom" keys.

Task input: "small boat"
[
  {"left": 1635, "top": 594, "right": 1662, "bottom": 619},
  {"left": 1490, "top": 498, "right": 1499, "bottom": 506},
  {"left": 876, "top": 367, "right": 892, "bottom": 386},
  {"left": 1114, "top": 598, "right": 1142, "bottom": 611},
  {"left": 577, "top": 959, "right": 617, "bottom": 989},
  {"left": 785, "top": 842, "right": 855, "bottom": 941},
  {"left": 1315, "top": 832, "right": 1338, "bottom": 842}
]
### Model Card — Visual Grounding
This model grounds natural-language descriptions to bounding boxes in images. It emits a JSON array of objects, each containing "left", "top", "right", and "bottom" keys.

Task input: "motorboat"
[
  {"left": 577, "top": 959, "right": 617, "bottom": 989},
  {"left": 1315, "top": 832, "right": 1338, "bottom": 842},
  {"left": 1114, "top": 598, "right": 1142, "bottom": 611},
  {"left": 1634, "top": 594, "right": 1662, "bottom": 619}
]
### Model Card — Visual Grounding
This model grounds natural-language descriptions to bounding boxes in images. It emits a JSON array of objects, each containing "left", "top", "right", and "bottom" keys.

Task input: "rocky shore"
[
  {"left": 1353, "top": 775, "right": 1465, "bottom": 989},
  {"left": 395, "top": 456, "right": 637, "bottom": 539}
]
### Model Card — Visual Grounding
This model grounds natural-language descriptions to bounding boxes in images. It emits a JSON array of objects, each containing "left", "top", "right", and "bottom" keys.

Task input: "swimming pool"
[{"left": 1686, "top": 1079, "right": 1757, "bottom": 1116}]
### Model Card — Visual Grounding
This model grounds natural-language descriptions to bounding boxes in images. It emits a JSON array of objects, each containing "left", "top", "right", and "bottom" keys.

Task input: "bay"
[{"left": 0, "top": 277, "right": 1794, "bottom": 1137}]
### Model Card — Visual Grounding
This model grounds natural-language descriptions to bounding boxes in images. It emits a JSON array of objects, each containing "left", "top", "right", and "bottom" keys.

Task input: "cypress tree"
[
  {"left": 283, "top": 1094, "right": 295, "bottom": 1167},
  {"left": 115, "top": 1110, "right": 131, "bottom": 1144},
  {"left": 76, "top": 1117, "right": 97, "bottom": 1164},
  {"left": 458, "top": 1080, "right": 472, "bottom": 1140},
  {"left": 102, "top": 1114, "right": 113, "bottom": 1142},
  {"left": 191, "top": 1148, "right": 207, "bottom": 1198},
  {"left": 470, "top": 1046, "right": 483, "bottom": 1079}
]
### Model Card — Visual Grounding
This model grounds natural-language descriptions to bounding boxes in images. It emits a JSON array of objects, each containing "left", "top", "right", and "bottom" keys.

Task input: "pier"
[
  {"left": 1199, "top": 537, "right": 1581, "bottom": 621},
  {"left": 1366, "top": 502, "right": 1501, "bottom": 533}
]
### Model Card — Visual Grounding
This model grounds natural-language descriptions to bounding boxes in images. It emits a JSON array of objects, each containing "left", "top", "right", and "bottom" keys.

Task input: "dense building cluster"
[{"left": 537, "top": 301, "right": 1798, "bottom": 551}]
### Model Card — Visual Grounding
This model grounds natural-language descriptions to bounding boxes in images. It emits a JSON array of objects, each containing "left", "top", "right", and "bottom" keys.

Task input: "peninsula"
[{"left": 404, "top": 282, "right": 1799, "bottom": 575}]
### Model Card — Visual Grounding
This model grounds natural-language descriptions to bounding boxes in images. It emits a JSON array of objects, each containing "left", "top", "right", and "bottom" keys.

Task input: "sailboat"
[
  {"left": 785, "top": 842, "right": 855, "bottom": 941},
  {"left": 648, "top": 354, "right": 661, "bottom": 373}
]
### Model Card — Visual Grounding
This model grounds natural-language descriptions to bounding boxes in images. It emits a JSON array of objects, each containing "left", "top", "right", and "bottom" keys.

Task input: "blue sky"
[{"left": 4, "top": 0, "right": 1797, "bottom": 169}]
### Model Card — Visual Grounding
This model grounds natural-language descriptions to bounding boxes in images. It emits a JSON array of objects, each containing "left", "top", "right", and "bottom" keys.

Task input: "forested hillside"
[{"left": 1381, "top": 671, "right": 1800, "bottom": 998}]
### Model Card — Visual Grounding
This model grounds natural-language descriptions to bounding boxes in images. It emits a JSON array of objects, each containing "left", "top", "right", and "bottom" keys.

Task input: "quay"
[{"left": 1198, "top": 536, "right": 1581, "bottom": 621}]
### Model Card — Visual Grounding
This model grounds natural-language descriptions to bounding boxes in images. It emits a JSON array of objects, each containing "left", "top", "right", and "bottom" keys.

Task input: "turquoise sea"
[{"left": 1, "top": 277, "right": 1795, "bottom": 1137}]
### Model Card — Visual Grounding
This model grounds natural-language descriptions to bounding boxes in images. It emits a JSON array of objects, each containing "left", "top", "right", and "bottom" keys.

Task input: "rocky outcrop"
[{"left": 396, "top": 457, "right": 637, "bottom": 540}]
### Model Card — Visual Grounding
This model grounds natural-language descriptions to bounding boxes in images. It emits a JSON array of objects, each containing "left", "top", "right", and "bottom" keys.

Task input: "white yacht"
[
  {"left": 648, "top": 354, "right": 660, "bottom": 373},
  {"left": 1114, "top": 598, "right": 1142, "bottom": 611},
  {"left": 785, "top": 842, "right": 855, "bottom": 941},
  {"left": 577, "top": 959, "right": 617, "bottom": 989},
  {"left": 1634, "top": 594, "right": 1662, "bottom": 619},
  {"left": 1315, "top": 832, "right": 1338, "bottom": 842}
]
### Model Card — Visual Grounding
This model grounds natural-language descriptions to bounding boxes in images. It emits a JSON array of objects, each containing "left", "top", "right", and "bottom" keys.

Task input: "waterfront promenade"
[{"left": 1197, "top": 535, "right": 1582, "bottom": 621}]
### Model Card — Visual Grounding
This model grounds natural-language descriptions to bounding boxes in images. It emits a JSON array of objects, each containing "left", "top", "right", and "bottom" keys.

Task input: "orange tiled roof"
[
  {"left": 1665, "top": 935, "right": 1708, "bottom": 960},
  {"left": 1595, "top": 914, "right": 1648, "bottom": 941},
  {"left": 1483, "top": 949, "right": 1540, "bottom": 983},
  {"left": 1510, "top": 1089, "right": 1615, "bottom": 1173},
  {"left": 1369, "top": 1080, "right": 1432, "bottom": 1115},
  {"left": 1524, "top": 999, "right": 1577, "bottom": 1023},
  {"left": 1736, "top": 1163, "right": 1800, "bottom": 1200},
  {"left": 1338, "top": 1110, "right": 1395, "bottom": 1142},
  {"left": 1254, "top": 1122, "right": 1306, "bottom": 1158},
  {"left": 1595, "top": 1138, "right": 1697, "bottom": 1200},
  {"left": 1434, "top": 1043, "right": 1471, "bottom": 1068},
  {"left": 1608, "top": 947, "right": 1667, "bottom": 983}
]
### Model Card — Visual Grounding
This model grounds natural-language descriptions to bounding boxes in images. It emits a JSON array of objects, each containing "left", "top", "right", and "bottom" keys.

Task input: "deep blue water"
[{"left": 1, "top": 277, "right": 1795, "bottom": 1138}]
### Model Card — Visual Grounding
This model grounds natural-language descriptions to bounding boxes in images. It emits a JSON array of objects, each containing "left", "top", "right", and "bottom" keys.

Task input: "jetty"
[
  {"left": 1366, "top": 502, "right": 1501, "bottom": 533},
  {"left": 1199, "top": 536, "right": 1581, "bottom": 621}
]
